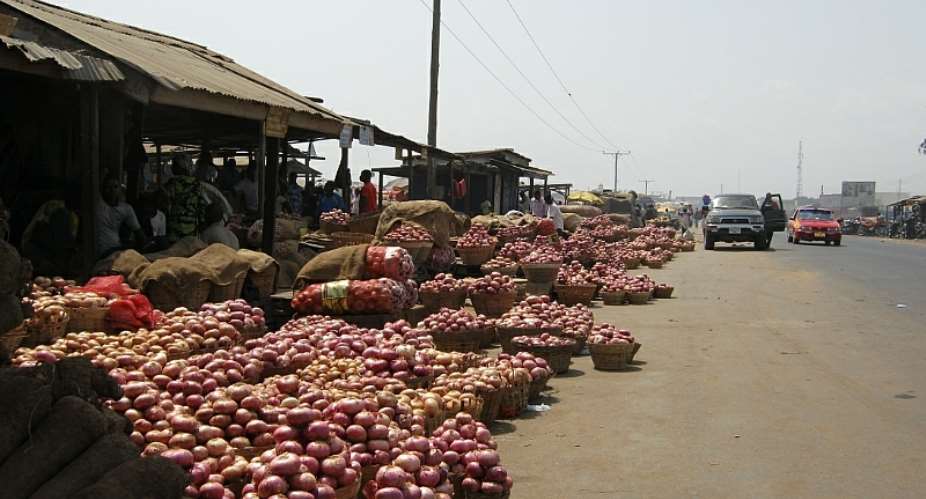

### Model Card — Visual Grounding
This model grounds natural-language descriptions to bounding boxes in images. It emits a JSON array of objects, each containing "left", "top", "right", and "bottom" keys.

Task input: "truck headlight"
[{"left": 706, "top": 216, "right": 721, "bottom": 225}]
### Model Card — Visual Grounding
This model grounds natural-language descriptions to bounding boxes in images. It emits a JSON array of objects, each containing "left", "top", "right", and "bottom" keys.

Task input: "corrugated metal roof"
[
  {"left": 0, "top": 33, "right": 123, "bottom": 80},
  {"left": 3, "top": 0, "right": 345, "bottom": 123}
]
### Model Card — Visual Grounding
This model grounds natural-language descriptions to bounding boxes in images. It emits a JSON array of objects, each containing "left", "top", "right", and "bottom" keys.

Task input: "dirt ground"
[{"left": 496, "top": 240, "right": 926, "bottom": 498}]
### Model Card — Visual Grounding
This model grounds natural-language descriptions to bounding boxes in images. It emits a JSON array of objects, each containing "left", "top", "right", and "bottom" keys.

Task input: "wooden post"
[
  {"left": 261, "top": 138, "right": 280, "bottom": 254},
  {"left": 529, "top": 177, "right": 534, "bottom": 196},
  {"left": 406, "top": 149, "right": 414, "bottom": 199},
  {"left": 427, "top": 0, "right": 441, "bottom": 147},
  {"left": 378, "top": 170, "right": 384, "bottom": 209},
  {"left": 155, "top": 143, "right": 162, "bottom": 185},
  {"left": 256, "top": 125, "right": 266, "bottom": 217},
  {"left": 338, "top": 147, "right": 350, "bottom": 205},
  {"left": 79, "top": 86, "right": 100, "bottom": 276},
  {"left": 543, "top": 176, "right": 548, "bottom": 191}
]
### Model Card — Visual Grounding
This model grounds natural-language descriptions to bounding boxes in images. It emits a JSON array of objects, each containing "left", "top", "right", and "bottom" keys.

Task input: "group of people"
[{"left": 523, "top": 190, "right": 564, "bottom": 232}]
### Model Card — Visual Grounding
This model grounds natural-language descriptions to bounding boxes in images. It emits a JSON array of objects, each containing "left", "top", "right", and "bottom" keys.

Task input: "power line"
[
  {"left": 505, "top": 0, "right": 620, "bottom": 150},
  {"left": 456, "top": 0, "right": 604, "bottom": 151},
  {"left": 416, "top": 0, "right": 599, "bottom": 153}
]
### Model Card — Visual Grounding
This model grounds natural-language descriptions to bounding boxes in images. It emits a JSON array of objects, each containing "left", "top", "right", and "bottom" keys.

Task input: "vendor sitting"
[
  {"left": 317, "top": 181, "right": 347, "bottom": 218},
  {"left": 97, "top": 178, "right": 146, "bottom": 258},
  {"left": 200, "top": 202, "right": 239, "bottom": 250}
]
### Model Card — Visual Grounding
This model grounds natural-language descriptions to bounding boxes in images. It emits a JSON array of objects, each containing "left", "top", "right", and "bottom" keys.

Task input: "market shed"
[
  {"left": 0, "top": 0, "right": 351, "bottom": 272},
  {"left": 457, "top": 149, "right": 553, "bottom": 214}
]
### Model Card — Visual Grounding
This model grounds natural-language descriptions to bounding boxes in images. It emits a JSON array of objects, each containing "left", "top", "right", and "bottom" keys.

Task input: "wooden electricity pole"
[{"left": 426, "top": 0, "right": 441, "bottom": 198}]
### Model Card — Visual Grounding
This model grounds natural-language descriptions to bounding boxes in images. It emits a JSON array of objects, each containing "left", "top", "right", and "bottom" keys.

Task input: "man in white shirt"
[
  {"left": 96, "top": 178, "right": 146, "bottom": 257},
  {"left": 530, "top": 190, "right": 547, "bottom": 218},
  {"left": 200, "top": 202, "right": 240, "bottom": 250},
  {"left": 544, "top": 193, "right": 564, "bottom": 232}
]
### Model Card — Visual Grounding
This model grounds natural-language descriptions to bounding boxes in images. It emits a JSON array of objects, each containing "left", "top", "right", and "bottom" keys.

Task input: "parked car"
[
  {"left": 703, "top": 193, "right": 785, "bottom": 250},
  {"left": 787, "top": 206, "right": 841, "bottom": 245}
]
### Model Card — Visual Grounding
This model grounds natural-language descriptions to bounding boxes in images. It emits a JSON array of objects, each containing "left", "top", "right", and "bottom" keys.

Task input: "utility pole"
[
  {"left": 796, "top": 140, "right": 803, "bottom": 201},
  {"left": 602, "top": 150, "right": 630, "bottom": 192},
  {"left": 639, "top": 179, "right": 654, "bottom": 196},
  {"left": 426, "top": 0, "right": 441, "bottom": 198}
]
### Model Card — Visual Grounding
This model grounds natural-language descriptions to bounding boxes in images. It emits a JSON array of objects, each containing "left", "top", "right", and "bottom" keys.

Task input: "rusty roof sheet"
[
  {"left": 3, "top": 0, "right": 345, "bottom": 123},
  {"left": 0, "top": 33, "right": 123, "bottom": 80}
]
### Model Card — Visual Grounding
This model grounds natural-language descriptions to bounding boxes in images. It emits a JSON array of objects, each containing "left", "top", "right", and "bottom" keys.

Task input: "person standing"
[
  {"left": 317, "top": 181, "right": 347, "bottom": 218},
  {"left": 164, "top": 155, "right": 208, "bottom": 242},
  {"left": 216, "top": 158, "right": 240, "bottom": 192},
  {"left": 544, "top": 193, "right": 564, "bottom": 233},
  {"left": 96, "top": 177, "right": 146, "bottom": 258},
  {"left": 233, "top": 167, "right": 259, "bottom": 217},
  {"left": 359, "top": 170, "right": 378, "bottom": 215},
  {"left": 530, "top": 190, "right": 546, "bottom": 218},
  {"left": 702, "top": 193, "right": 712, "bottom": 208}
]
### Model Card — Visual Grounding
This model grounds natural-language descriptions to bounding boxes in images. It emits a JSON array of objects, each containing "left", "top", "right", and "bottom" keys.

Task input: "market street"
[{"left": 497, "top": 234, "right": 926, "bottom": 499}]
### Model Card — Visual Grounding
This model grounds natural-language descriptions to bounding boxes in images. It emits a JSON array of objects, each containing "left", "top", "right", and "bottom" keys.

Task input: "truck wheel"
[{"left": 704, "top": 234, "right": 715, "bottom": 250}]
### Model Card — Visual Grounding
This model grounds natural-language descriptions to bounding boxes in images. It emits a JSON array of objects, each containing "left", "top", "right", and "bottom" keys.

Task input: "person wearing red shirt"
[{"left": 359, "top": 169, "right": 378, "bottom": 214}]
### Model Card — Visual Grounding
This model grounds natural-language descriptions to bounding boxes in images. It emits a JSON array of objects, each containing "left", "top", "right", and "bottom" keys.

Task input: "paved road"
[{"left": 497, "top": 234, "right": 926, "bottom": 499}]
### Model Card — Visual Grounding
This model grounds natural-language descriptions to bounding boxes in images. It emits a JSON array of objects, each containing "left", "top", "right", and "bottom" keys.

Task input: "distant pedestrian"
[
  {"left": 358, "top": 170, "right": 378, "bottom": 215},
  {"left": 530, "top": 190, "right": 546, "bottom": 218},
  {"left": 702, "top": 193, "right": 712, "bottom": 207}
]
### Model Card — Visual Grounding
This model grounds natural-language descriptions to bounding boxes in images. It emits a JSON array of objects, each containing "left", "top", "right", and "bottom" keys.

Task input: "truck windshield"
[
  {"left": 713, "top": 196, "right": 758, "bottom": 209},
  {"left": 798, "top": 210, "right": 833, "bottom": 220}
]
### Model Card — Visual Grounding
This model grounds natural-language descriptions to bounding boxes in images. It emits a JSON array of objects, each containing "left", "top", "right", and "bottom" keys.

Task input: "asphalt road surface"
[{"left": 496, "top": 233, "right": 926, "bottom": 498}]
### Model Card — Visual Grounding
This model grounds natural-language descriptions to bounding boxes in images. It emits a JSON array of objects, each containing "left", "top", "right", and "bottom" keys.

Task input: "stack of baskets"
[
  {"left": 554, "top": 283, "right": 597, "bottom": 306},
  {"left": 456, "top": 245, "right": 495, "bottom": 266},
  {"left": 588, "top": 341, "right": 638, "bottom": 371},
  {"left": 469, "top": 291, "right": 516, "bottom": 318}
]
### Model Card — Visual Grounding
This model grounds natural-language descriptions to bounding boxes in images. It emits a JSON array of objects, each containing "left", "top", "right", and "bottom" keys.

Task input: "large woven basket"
[
  {"left": 512, "top": 278, "right": 528, "bottom": 301},
  {"left": 66, "top": 306, "right": 109, "bottom": 333},
  {"left": 247, "top": 263, "right": 279, "bottom": 299},
  {"left": 477, "top": 326, "right": 496, "bottom": 348},
  {"left": 524, "top": 281, "right": 552, "bottom": 297},
  {"left": 589, "top": 342, "right": 635, "bottom": 371},
  {"left": 332, "top": 231, "right": 374, "bottom": 248},
  {"left": 209, "top": 273, "right": 247, "bottom": 302},
  {"left": 420, "top": 289, "right": 467, "bottom": 311},
  {"left": 496, "top": 325, "right": 563, "bottom": 354},
  {"left": 554, "top": 284, "right": 597, "bottom": 306},
  {"left": 456, "top": 245, "right": 495, "bottom": 266},
  {"left": 477, "top": 389, "right": 502, "bottom": 424},
  {"left": 521, "top": 263, "right": 561, "bottom": 283},
  {"left": 512, "top": 342, "right": 574, "bottom": 374},
  {"left": 434, "top": 332, "right": 483, "bottom": 353},
  {"left": 498, "top": 382, "right": 529, "bottom": 419},
  {"left": 1, "top": 322, "right": 28, "bottom": 352},
  {"left": 320, "top": 220, "right": 349, "bottom": 234},
  {"left": 601, "top": 290, "right": 627, "bottom": 306},
  {"left": 567, "top": 335, "right": 587, "bottom": 355},
  {"left": 146, "top": 279, "right": 211, "bottom": 312},
  {"left": 469, "top": 291, "right": 516, "bottom": 318},
  {"left": 528, "top": 376, "right": 549, "bottom": 403},
  {"left": 481, "top": 264, "right": 518, "bottom": 277},
  {"left": 623, "top": 258, "right": 640, "bottom": 270},
  {"left": 653, "top": 286, "right": 675, "bottom": 299},
  {"left": 628, "top": 291, "right": 651, "bottom": 305},
  {"left": 628, "top": 341, "right": 642, "bottom": 363}
]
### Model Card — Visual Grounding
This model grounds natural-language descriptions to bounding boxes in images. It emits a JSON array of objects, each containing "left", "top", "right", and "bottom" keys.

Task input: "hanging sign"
[
  {"left": 339, "top": 124, "right": 353, "bottom": 149},
  {"left": 265, "top": 107, "right": 290, "bottom": 138}
]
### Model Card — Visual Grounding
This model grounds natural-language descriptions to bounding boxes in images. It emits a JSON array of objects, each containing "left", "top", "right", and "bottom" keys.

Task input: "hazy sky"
[{"left": 56, "top": 0, "right": 926, "bottom": 197}]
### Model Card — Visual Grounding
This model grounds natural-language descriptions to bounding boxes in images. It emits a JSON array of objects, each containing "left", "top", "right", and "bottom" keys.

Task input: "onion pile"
[
  {"left": 425, "top": 246, "right": 455, "bottom": 272},
  {"left": 603, "top": 274, "right": 655, "bottom": 294},
  {"left": 458, "top": 448, "right": 512, "bottom": 495},
  {"left": 561, "top": 233, "right": 597, "bottom": 263},
  {"left": 588, "top": 324, "right": 635, "bottom": 345},
  {"left": 365, "top": 246, "right": 416, "bottom": 282},
  {"left": 367, "top": 453, "right": 452, "bottom": 499},
  {"left": 29, "top": 275, "right": 75, "bottom": 297},
  {"left": 418, "top": 274, "right": 465, "bottom": 294},
  {"left": 429, "top": 412, "right": 497, "bottom": 479},
  {"left": 496, "top": 225, "right": 531, "bottom": 241},
  {"left": 511, "top": 333, "right": 575, "bottom": 348},
  {"left": 320, "top": 208, "right": 350, "bottom": 225},
  {"left": 431, "top": 368, "right": 507, "bottom": 400},
  {"left": 457, "top": 224, "right": 497, "bottom": 248},
  {"left": 59, "top": 290, "right": 111, "bottom": 308},
  {"left": 199, "top": 300, "right": 266, "bottom": 335},
  {"left": 521, "top": 246, "right": 563, "bottom": 265},
  {"left": 323, "top": 397, "right": 400, "bottom": 468},
  {"left": 467, "top": 273, "right": 515, "bottom": 295},
  {"left": 480, "top": 256, "right": 517, "bottom": 271},
  {"left": 496, "top": 352, "right": 552, "bottom": 385},
  {"left": 385, "top": 224, "right": 433, "bottom": 243},
  {"left": 579, "top": 215, "right": 616, "bottom": 229},
  {"left": 417, "top": 308, "right": 490, "bottom": 336},
  {"left": 496, "top": 240, "right": 533, "bottom": 260},
  {"left": 556, "top": 260, "right": 597, "bottom": 286}
]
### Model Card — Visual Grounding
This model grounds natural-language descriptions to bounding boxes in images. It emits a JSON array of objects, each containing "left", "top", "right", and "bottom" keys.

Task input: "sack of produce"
[
  {"left": 291, "top": 278, "right": 406, "bottom": 315},
  {"left": 560, "top": 204, "right": 602, "bottom": 218},
  {"left": 294, "top": 244, "right": 414, "bottom": 289},
  {"left": 374, "top": 200, "right": 460, "bottom": 249}
]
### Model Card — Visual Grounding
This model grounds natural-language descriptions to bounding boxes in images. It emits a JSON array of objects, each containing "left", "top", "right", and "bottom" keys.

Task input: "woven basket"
[
  {"left": 653, "top": 286, "right": 675, "bottom": 299},
  {"left": 589, "top": 342, "right": 635, "bottom": 371},
  {"left": 469, "top": 291, "right": 516, "bottom": 318},
  {"left": 146, "top": 279, "right": 211, "bottom": 312},
  {"left": 320, "top": 221, "right": 349, "bottom": 234},
  {"left": 420, "top": 289, "right": 467, "bottom": 311},
  {"left": 456, "top": 245, "right": 495, "bottom": 266},
  {"left": 481, "top": 264, "right": 518, "bottom": 277},
  {"left": 241, "top": 325, "right": 268, "bottom": 341},
  {"left": 524, "top": 281, "right": 552, "bottom": 297},
  {"left": 66, "top": 306, "right": 109, "bottom": 333},
  {"left": 601, "top": 290, "right": 627, "bottom": 305},
  {"left": 624, "top": 258, "right": 640, "bottom": 270},
  {"left": 495, "top": 325, "right": 562, "bottom": 354},
  {"left": 628, "top": 341, "right": 642, "bottom": 363},
  {"left": 521, "top": 263, "right": 561, "bottom": 283},
  {"left": 434, "top": 333, "right": 483, "bottom": 353},
  {"left": 209, "top": 273, "right": 247, "bottom": 302},
  {"left": 554, "top": 284, "right": 597, "bottom": 306},
  {"left": 391, "top": 241, "right": 434, "bottom": 269},
  {"left": 512, "top": 279, "right": 528, "bottom": 301},
  {"left": 528, "top": 376, "right": 549, "bottom": 403},
  {"left": 247, "top": 264, "right": 279, "bottom": 300},
  {"left": 478, "top": 326, "right": 496, "bottom": 348},
  {"left": 332, "top": 231, "right": 374, "bottom": 248},
  {"left": 498, "top": 381, "right": 529, "bottom": 419},
  {"left": 646, "top": 260, "right": 664, "bottom": 269},
  {"left": 628, "top": 292, "right": 651, "bottom": 305},
  {"left": 477, "top": 389, "right": 502, "bottom": 424},
  {"left": 568, "top": 335, "right": 587, "bottom": 355},
  {"left": 513, "top": 343, "right": 574, "bottom": 374},
  {"left": 1, "top": 322, "right": 28, "bottom": 352}
]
